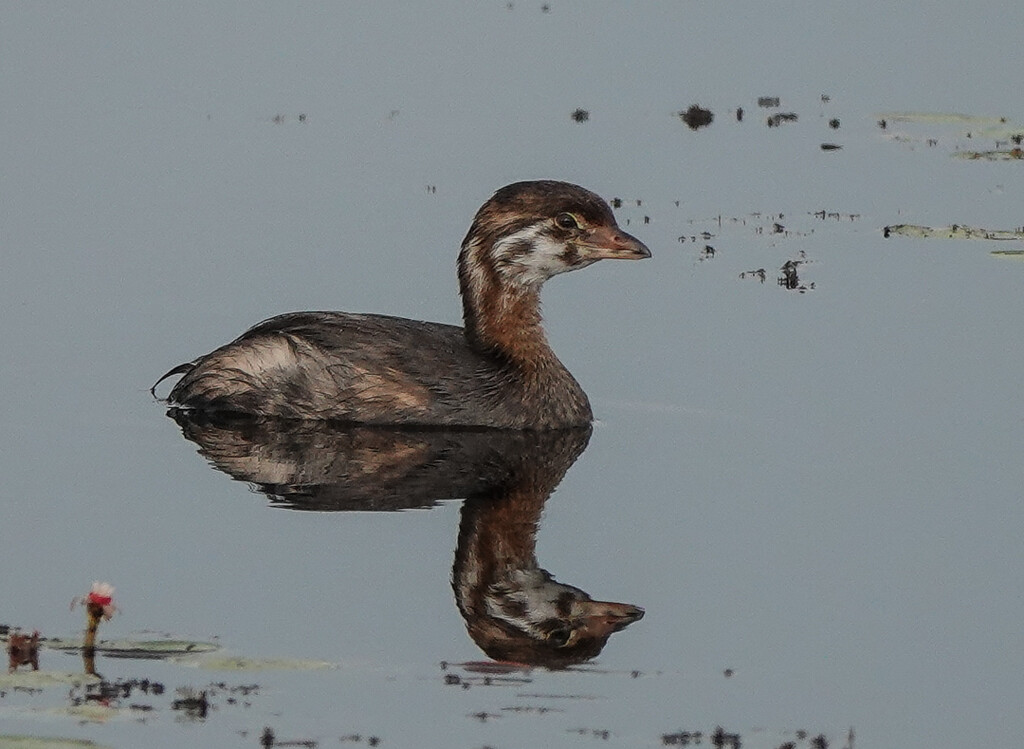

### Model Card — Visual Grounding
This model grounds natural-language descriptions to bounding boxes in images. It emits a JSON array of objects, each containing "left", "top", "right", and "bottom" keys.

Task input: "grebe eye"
[{"left": 555, "top": 213, "right": 579, "bottom": 230}]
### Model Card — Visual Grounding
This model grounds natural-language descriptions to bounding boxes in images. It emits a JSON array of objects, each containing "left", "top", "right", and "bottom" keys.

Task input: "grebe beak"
[{"left": 581, "top": 225, "right": 652, "bottom": 261}]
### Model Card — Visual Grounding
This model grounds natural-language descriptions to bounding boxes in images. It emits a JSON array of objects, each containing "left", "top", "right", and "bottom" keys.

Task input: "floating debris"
[
  {"left": 662, "top": 730, "right": 702, "bottom": 746},
  {"left": 502, "top": 705, "right": 564, "bottom": 715},
  {"left": 0, "top": 737, "right": 113, "bottom": 749},
  {"left": 883, "top": 223, "right": 1024, "bottom": 241},
  {"left": 711, "top": 726, "right": 742, "bottom": 749},
  {"left": 7, "top": 630, "right": 40, "bottom": 673},
  {"left": 954, "top": 147, "right": 1024, "bottom": 161},
  {"left": 778, "top": 252, "right": 815, "bottom": 292},
  {"left": 767, "top": 112, "right": 799, "bottom": 127},
  {"left": 757, "top": 96, "right": 780, "bottom": 108},
  {"left": 338, "top": 735, "right": 382, "bottom": 746},
  {"left": 679, "top": 104, "right": 714, "bottom": 130},
  {"left": 828, "top": 118, "right": 840, "bottom": 129},
  {"left": 571, "top": 108, "right": 590, "bottom": 123},
  {"left": 820, "top": 143, "right": 842, "bottom": 151},
  {"left": 171, "top": 687, "right": 209, "bottom": 719},
  {"left": 661, "top": 726, "right": 740, "bottom": 748},
  {"left": 812, "top": 210, "right": 860, "bottom": 221},
  {"left": 568, "top": 727, "right": 612, "bottom": 740},
  {"left": 735, "top": 107, "right": 743, "bottom": 121},
  {"left": 779, "top": 259, "right": 801, "bottom": 289}
]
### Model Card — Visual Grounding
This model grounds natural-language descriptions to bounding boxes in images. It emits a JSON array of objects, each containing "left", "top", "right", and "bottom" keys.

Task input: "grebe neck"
[{"left": 457, "top": 236, "right": 559, "bottom": 373}]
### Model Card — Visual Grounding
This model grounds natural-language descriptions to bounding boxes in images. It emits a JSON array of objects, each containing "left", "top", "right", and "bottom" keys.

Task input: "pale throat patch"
[
  {"left": 491, "top": 224, "right": 578, "bottom": 287},
  {"left": 484, "top": 568, "right": 585, "bottom": 632}
]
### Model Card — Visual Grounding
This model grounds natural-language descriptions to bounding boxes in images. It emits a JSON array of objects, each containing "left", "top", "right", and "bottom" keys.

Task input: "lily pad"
[
  {"left": 44, "top": 637, "right": 219, "bottom": 659},
  {"left": 877, "top": 112, "right": 1008, "bottom": 126},
  {"left": 174, "top": 655, "right": 335, "bottom": 671},
  {"left": 884, "top": 224, "right": 1024, "bottom": 241},
  {"left": 0, "top": 703, "right": 130, "bottom": 725},
  {"left": 0, "top": 736, "right": 112, "bottom": 749},
  {"left": 48, "top": 704, "right": 123, "bottom": 724},
  {"left": 0, "top": 671, "right": 99, "bottom": 690},
  {"left": 954, "top": 148, "right": 1024, "bottom": 161}
]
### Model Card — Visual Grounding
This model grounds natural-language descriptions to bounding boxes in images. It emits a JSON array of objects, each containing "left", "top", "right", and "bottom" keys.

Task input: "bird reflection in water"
[{"left": 168, "top": 410, "right": 644, "bottom": 667}]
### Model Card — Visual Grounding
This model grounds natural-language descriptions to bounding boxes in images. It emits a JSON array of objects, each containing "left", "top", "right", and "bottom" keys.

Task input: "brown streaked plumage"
[{"left": 153, "top": 181, "right": 650, "bottom": 428}]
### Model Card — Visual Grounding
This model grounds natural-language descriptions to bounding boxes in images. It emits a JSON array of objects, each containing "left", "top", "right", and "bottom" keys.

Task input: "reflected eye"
[
  {"left": 555, "top": 213, "right": 579, "bottom": 230},
  {"left": 547, "top": 628, "right": 572, "bottom": 647}
]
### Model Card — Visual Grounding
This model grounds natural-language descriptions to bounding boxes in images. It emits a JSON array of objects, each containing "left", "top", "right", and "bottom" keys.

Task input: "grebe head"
[{"left": 458, "top": 181, "right": 651, "bottom": 293}]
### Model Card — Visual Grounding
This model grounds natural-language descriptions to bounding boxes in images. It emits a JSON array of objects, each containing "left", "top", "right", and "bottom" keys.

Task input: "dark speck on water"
[
  {"left": 710, "top": 726, "right": 741, "bottom": 749},
  {"left": 679, "top": 104, "right": 714, "bottom": 130},
  {"left": 662, "top": 730, "right": 702, "bottom": 746}
]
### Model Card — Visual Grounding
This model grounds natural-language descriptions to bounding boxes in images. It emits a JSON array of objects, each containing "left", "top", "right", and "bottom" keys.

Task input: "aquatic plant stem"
[{"left": 82, "top": 601, "right": 103, "bottom": 676}]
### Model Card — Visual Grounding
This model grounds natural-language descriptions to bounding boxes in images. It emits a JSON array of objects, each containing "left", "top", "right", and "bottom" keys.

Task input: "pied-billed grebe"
[{"left": 154, "top": 181, "right": 650, "bottom": 428}]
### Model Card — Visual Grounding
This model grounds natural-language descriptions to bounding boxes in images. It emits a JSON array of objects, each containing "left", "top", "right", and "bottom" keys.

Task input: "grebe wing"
[{"left": 159, "top": 311, "right": 499, "bottom": 424}]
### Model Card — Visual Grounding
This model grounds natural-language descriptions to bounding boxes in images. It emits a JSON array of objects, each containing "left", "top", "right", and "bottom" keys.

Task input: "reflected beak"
[
  {"left": 582, "top": 225, "right": 652, "bottom": 260},
  {"left": 584, "top": 601, "right": 646, "bottom": 634}
]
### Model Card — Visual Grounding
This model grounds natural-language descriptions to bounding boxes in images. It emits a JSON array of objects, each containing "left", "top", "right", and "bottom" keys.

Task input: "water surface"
[{"left": 2, "top": 2, "right": 1023, "bottom": 747}]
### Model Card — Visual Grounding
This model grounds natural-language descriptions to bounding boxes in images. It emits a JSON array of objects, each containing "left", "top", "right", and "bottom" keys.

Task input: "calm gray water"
[{"left": 3, "top": 2, "right": 1023, "bottom": 747}]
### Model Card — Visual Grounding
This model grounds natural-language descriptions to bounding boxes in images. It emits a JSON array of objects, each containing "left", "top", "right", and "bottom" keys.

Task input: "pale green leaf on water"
[
  {"left": 877, "top": 112, "right": 1008, "bottom": 126},
  {"left": 53, "top": 705, "right": 122, "bottom": 723},
  {"left": 0, "top": 702, "right": 124, "bottom": 726},
  {"left": 884, "top": 224, "right": 1024, "bottom": 241},
  {"left": 44, "top": 637, "right": 219, "bottom": 659},
  {"left": 173, "top": 654, "right": 335, "bottom": 671},
  {"left": 0, "top": 672, "right": 99, "bottom": 689},
  {"left": 954, "top": 148, "right": 1024, "bottom": 161},
  {"left": 0, "top": 736, "right": 113, "bottom": 749},
  {"left": 0, "top": 705, "right": 126, "bottom": 726}
]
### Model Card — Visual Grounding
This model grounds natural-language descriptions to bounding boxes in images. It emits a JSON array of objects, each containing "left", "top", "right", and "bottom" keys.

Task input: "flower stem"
[{"left": 82, "top": 602, "right": 104, "bottom": 676}]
